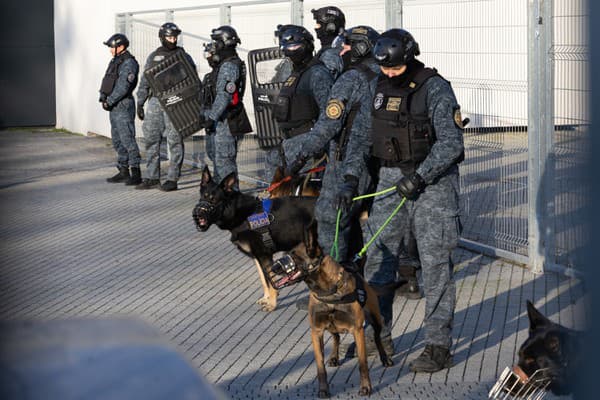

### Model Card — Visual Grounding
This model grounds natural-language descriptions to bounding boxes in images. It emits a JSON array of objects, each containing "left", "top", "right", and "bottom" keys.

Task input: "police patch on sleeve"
[
  {"left": 127, "top": 73, "right": 136, "bottom": 83},
  {"left": 326, "top": 99, "right": 344, "bottom": 119},
  {"left": 453, "top": 107, "right": 464, "bottom": 129},
  {"left": 225, "top": 82, "right": 237, "bottom": 94}
]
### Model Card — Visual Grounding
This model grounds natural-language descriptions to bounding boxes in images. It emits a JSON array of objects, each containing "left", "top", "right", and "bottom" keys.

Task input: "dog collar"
[{"left": 313, "top": 270, "right": 367, "bottom": 307}]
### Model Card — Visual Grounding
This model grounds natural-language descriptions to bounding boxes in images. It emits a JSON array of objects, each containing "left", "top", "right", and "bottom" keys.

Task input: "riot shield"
[
  {"left": 144, "top": 49, "right": 202, "bottom": 137},
  {"left": 247, "top": 47, "right": 291, "bottom": 150}
]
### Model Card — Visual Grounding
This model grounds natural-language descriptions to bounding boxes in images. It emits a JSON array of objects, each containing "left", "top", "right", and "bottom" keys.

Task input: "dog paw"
[
  {"left": 256, "top": 297, "right": 269, "bottom": 306},
  {"left": 260, "top": 303, "right": 276, "bottom": 312},
  {"left": 358, "top": 386, "right": 372, "bottom": 396},
  {"left": 318, "top": 389, "right": 330, "bottom": 398},
  {"left": 381, "top": 355, "right": 394, "bottom": 367},
  {"left": 327, "top": 357, "right": 339, "bottom": 367}
]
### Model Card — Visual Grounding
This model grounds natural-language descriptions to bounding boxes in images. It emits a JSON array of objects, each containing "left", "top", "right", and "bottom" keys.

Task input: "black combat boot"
[
  {"left": 125, "top": 167, "right": 142, "bottom": 186},
  {"left": 160, "top": 180, "right": 178, "bottom": 191},
  {"left": 106, "top": 166, "right": 129, "bottom": 183},
  {"left": 135, "top": 178, "right": 160, "bottom": 190},
  {"left": 397, "top": 277, "right": 422, "bottom": 300},
  {"left": 409, "top": 344, "right": 452, "bottom": 373}
]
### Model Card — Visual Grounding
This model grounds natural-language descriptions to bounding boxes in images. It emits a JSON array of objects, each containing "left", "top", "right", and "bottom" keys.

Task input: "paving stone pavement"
[{"left": 0, "top": 129, "right": 587, "bottom": 399}]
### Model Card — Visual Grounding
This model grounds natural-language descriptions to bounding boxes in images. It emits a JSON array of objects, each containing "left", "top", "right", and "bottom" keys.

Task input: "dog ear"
[
  {"left": 304, "top": 219, "right": 321, "bottom": 259},
  {"left": 527, "top": 300, "right": 552, "bottom": 331},
  {"left": 201, "top": 165, "right": 212, "bottom": 187},
  {"left": 273, "top": 166, "right": 284, "bottom": 182},
  {"left": 221, "top": 172, "right": 238, "bottom": 193}
]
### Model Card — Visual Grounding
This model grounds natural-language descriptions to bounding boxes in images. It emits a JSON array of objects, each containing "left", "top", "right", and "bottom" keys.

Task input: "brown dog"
[{"left": 279, "top": 221, "right": 393, "bottom": 397}]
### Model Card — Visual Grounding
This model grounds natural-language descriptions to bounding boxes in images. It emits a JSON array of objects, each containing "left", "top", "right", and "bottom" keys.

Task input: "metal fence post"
[
  {"left": 220, "top": 5, "right": 232, "bottom": 25},
  {"left": 385, "top": 0, "right": 403, "bottom": 30},
  {"left": 528, "top": 0, "right": 554, "bottom": 273},
  {"left": 290, "top": 0, "right": 303, "bottom": 26},
  {"left": 115, "top": 13, "right": 127, "bottom": 34}
]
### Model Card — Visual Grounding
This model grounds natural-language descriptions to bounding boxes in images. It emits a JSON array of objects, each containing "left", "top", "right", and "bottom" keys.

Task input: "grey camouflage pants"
[
  {"left": 363, "top": 166, "right": 460, "bottom": 347},
  {"left": 109, "top": 98, "right": 140, "bottom": 168},
  {"left": 141, "top": 97, "right": 184, "bottom": 181}
]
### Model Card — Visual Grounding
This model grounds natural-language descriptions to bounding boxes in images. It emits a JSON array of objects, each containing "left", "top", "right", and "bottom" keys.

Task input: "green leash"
[{"left": 329, "top": 186, "right": 406, "bottom": 262}]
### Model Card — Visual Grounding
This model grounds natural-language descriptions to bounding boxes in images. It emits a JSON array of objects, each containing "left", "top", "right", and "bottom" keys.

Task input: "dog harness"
[
  {"left": 246, "top": 198, "right": 275, "bottom": 251},
  {"left": 313, "top": 269, "right": 367, "bottom": 308}
]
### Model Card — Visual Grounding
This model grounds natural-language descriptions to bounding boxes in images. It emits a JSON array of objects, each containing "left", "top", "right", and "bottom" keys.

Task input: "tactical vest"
[
  {"left": 273, "top": 58, "right": 323, "bottom": 138},
  {"left": 215, "top": 55, "right": 252, "bottom": 135},
  {"left": 371, "top": 67, "right": 441, "bottom": 174},
  {"left": 99, "top": 51, "right": 136, "bottom": 97},
  {"left": 335, "top": 62, "right": 380, "bottom": 161}
]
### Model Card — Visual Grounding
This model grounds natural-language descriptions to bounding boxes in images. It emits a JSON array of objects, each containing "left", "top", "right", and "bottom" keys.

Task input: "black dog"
[
  {"left": 193, "top": 166, "right": 316, "bottom": 311},
  {"left": 515, "top": 300, "right": 584, "bottom": 396}
]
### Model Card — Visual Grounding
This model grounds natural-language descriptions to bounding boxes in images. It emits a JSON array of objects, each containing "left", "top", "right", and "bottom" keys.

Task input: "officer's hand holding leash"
[
  {"left": 136, "top": 104, "right": 144, "bottom": 120},
  {"left": 336, "top": 175, "right": 359, "bottom": 211},
  {"left": 284, "top": 155, "right": 306, "bottom": 177},
  {"left": 396, "top": 172, "right": 425, "bottom": 200}
]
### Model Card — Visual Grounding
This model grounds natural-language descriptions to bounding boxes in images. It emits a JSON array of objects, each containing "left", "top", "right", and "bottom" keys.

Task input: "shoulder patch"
[
  {"left": 326, "top": 99, "right": 344, "bottom": 119},
  {"left": 225, "top": 82, "right": 237, "bottom": 94},
  {"left": 127, "top": 73, "right": 136, "bottom": 83},
  {"left": 453, "top": 107, "right": 464, "bottom": 129}
]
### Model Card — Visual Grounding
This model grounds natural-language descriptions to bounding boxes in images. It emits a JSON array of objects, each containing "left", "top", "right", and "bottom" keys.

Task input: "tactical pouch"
[
  {"left": 273, "top": 95, "right": 290, "bottom": 122},
  {"left": 100, "top": 73, "right": 117, "bottom": 97},
  {"left": 227, "top": 106, "right": 253, "bottom": 136}
]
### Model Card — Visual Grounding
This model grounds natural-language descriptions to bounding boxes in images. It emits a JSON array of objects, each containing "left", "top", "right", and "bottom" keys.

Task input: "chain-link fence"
[{"left": 117, "top": 0, "right": 589, "bottom": 272}]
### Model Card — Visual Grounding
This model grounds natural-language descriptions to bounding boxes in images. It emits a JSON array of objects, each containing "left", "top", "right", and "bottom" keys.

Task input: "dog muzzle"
[
  {"left": 193, "top": 200, "right": 219, "bottom": 232},
  {"left": 268, "top": 254, "right": 306, "bottom": 290},
  {"left": 489, "top": 365, "right": 551, "bottom": 399}
]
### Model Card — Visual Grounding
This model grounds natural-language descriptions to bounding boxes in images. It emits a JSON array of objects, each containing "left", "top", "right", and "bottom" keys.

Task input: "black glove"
[
  {"left": 102, "top": 101, "right": 113, "bottom": 111},
  {"left": 284, "top": 155, "right": 306, "bottom": 177},
  {"left": 336, "top": 175, "right": 359, "bottom": 211},
  {"left": 136, "top": 104, "right": 145, "bottom": 120},
  {"left": 203, "top": 118, "right": 216, "bottom": 131},
  {"left": 99, "top": 93, "right": 107, "bottom": 103},
  {"left": 396, "top": 172, "right": 425, "bottom": 200}
]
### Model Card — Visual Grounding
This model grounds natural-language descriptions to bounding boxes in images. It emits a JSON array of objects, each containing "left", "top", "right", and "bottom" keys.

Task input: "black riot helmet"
[
  {"left": 373, "top": 29, "right": 420, "bottom": 67},
  {"left": 103, "top": 33, "right": 129, "bottom": 49},
  {"left": 311, "top": 6, "right": 345, "bottom": 41},
  {"left": 210, "top": 26, "right": 241, "bottom": 50},
  {"left": 275, "top": 24, "right": 314, "bottom": 66},
  {"left": 346, "top": 26, "right": 380, "bottom": 62},
  {"left": 159, "top": 22, "right": 181, "bottom": 50}
]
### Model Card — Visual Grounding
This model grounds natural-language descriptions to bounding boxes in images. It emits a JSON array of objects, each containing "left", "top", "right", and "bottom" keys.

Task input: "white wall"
[{"left": 54, "top": 0, "right": 264, "bottom": 137}]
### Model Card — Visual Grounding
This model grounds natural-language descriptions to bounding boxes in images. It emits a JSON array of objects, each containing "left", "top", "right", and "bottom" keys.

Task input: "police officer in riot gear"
[
  {"left": 311, "top": 6, "right": 345, "bottom": 79},
  {"left": 99, "top": 33, "right": 142, "bottom": 186},
  {"left": 136, "top": 22, "right": 197, "bottom": 191},
  {"left": 200, "top": 42, "right": 219, "bottom": 166},
  {"left": 283, "top": 26, "right": 381, "bottom": 312},
  {"left": 363, "top": 29, "right": 464, "bottom": 372},
  {"left": 268, "top": 24, "right": 333, "bottom": 177},
  {"left": 201, "top": 25, "right": 252, "bottom": 185}
]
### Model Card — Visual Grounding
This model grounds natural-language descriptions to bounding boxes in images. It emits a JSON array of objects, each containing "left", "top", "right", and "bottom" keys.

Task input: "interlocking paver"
[{"left": 0, "top": 129, "right": 582, "bottom": 399}]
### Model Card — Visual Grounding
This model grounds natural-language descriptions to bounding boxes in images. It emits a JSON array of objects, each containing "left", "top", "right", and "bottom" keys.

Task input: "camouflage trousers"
[
  {"left": 205, "top": 119, "right": 240, "bottom": 185},
  {"left": 363, "top": 166, "right": 460, "bottom": 347},
  {"left": 141, "top": 97, "right": 184, "bottom": 181},
  {"left": 109, "top": 98, "right": 140, "bottom": 168},
  {"left": 315, "top": 142, "right": 371, "bottom": 263}
]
